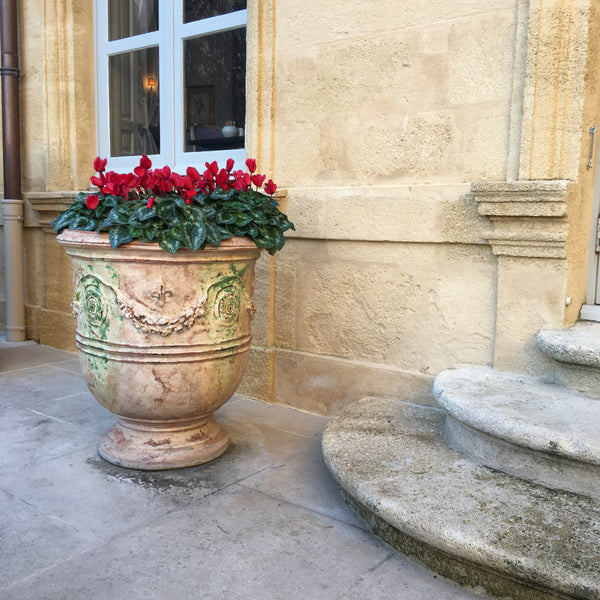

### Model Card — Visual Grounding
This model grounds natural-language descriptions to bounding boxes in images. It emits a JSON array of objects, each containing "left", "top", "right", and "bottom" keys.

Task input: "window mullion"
[
  {"left": 177, "top": 10, "right": 247, "bottom": 40},
  {"left": 173, "top": 0, "right": 185, "bottom": 168},
  {"left": 106, "top": 31, "right": 161, "bottom": 56},
  {"left": 157, "top": 0, "right": 175, "bottom": 167},
  {"left": 95, "top": 0, "right": 110, "bottom": 162}
]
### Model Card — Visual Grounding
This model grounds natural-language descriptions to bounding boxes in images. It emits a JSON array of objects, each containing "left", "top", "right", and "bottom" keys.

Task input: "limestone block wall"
[
  {"left": 9, "top": 0, "right": 95, "bottom": 349},
  {"left": 274, "top": 0, "right": 523, "bottom": 186},
  {"left": 239, "top": 1, "right": 526, "bottom": 412}
]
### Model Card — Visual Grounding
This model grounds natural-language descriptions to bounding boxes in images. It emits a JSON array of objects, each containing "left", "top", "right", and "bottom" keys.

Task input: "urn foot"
[{"left": 98, "top": 417, "right": 230, "bottom": 470}]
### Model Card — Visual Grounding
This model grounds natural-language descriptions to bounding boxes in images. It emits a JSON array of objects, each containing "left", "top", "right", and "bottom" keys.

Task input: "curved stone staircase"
[{"left": 322, "top": 321, "right": 600, "bottom": 600}]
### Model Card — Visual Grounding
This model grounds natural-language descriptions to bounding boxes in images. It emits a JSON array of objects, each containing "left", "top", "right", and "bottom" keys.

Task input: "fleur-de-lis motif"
[{"left": 149, "top": 278, "right": 173, "bottom": 310}]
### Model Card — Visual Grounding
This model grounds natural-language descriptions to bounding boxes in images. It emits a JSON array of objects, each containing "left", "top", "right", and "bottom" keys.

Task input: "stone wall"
[
  {"left": 16, "top": 0, "right": 95, "bottom": 349},
  {"left": 239, "top": 1, "right": 527, "bottom": 411}
]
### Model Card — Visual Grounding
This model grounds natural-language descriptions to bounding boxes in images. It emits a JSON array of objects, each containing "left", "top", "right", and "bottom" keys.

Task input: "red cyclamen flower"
[
  {"left": 264, "top": 179, "right": 277, "bottom": 195},
  {"left": 147, "top": 196, "right": 154, "bottom": 209},
  {"left": 245, "top": 158, "right": 257, "bottom": 173},
  {"left": 86, "top": 194, "right": 100, "bottom": 209},
  {"left": 205, "top": 161, "right": 219, "bottom": 176},
  {"left": 186, "top": 166, "right": 201, "bottom": 183},
  {"left": 93, "top": 157, "right": 107, "bottom": 173},
  {"left": 216, "top": 168, "right": 231, "bottom": 190},
  {"left": 251, "top": 174, "right": 266, "bottom": 188},
  {"left": 231, "top": 171, "right": 251, "bottom": 191},
  {"left": 151, "top": 167, "right": 173, "bottom": 194}
]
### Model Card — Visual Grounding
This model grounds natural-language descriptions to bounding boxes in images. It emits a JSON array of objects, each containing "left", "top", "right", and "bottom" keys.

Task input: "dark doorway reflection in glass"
[
  {"left": 109, "top": 47, "right": 160, "bottom": 157},
  {"left": 184, "top": 28, "right": 246, "bottom": 153},
  {"left": 109, "top": 0, "right": 158, "bottom": 41},
  {"left": 184, "top": 0, "right": 246, "bottom": 23}
]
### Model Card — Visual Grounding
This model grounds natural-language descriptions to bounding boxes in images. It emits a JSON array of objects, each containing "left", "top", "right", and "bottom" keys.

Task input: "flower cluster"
[{"left": 50, "top": 156, "right": 294, "bottom": 255}]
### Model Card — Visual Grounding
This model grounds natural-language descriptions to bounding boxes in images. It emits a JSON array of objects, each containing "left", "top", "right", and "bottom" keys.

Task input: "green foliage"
[{"left": 50, "top": 188, "right": 295, "bottom": 255}]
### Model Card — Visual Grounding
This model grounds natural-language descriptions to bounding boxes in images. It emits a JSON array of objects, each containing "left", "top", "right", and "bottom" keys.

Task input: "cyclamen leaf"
[
  {"left": 179, "top": 222, "right": 196, "bottom": 251},
  {"left": 108, "top": 206, "right": 131, "bottom": 225},
  {"left": 210, "top": 188, "right": 236, "bottom": 201},
  {"left": 158, "top": 231, "right": 181, "bottom": 254},
  {"left": 134, "top": 206, "right": 157, "bottom": 222},
  {"left": 188, "top": 222, "right": 206, "bottom": 252},
  {"left": 69, "top": 216, "right": 96, "bottom": 231},
  {"left": 249, "top": 210, "right": 268, "bottom": 225},
  {"left": 50, "top": 211, "right": 76, "bottom": 233},
  {"left": 217, "top": 227, "right": 234, "bottom": 240},
  {"left": 187, "top": 205, "right": 204, "bottom": 221},
  {"left": 100, "top": 217, "right": 115, "bottom": 230},
  {"left": 109, "top": 226, "right": 133, "bottom": 249},
  {"left": 203, "top": 206, "right": 216, "bottom": 220},
  {"left": 143, "top": 224, "right": 160, "bottom": 242},
  {"left": 129, "top": 227, "right": 145, "bottom": 238},
  {"left": 102, "top": 196, "right": 118, "bottom": 208},
  {"left": 205, "top": 221, "right": 222, "bottom": 247},
  {"left": 216, "top": 212, "right": 237, "bottom": 225},
  {"left": 156, "top": 201, "right": 178, "bottom": 221},
  {"left": 235, "top": 214, "right": 252, "bottom": 227},
  {"left": 174, "top": 196, "right": 188, "bottom": 209},
  {"left": 227, "top": 201, "right": 250, "bottom": 212}
]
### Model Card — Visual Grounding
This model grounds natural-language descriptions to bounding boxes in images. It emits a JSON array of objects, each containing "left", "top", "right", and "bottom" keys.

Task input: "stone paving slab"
[
  {"left": 238, "top": 434, "right": 368, "bottom": 529},
  {"left": 323, "top": 396, "right": 600, "bottom": 600},
  {"left": 0, "top": 488, "right": 99, "bottom": 589},
  {"left": 0, "top": 341, "right": 488, "bottom": 599},
  {"left": 0, "top": 339, "right": 77, "bottom": 373}
]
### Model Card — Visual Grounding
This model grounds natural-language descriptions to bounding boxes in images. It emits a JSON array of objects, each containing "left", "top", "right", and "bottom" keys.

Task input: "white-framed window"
[{"left": 95, "top": 0, "right": 247, "bottom": 173}]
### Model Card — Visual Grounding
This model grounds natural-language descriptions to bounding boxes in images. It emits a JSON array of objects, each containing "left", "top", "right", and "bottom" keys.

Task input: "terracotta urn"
[{"left": 57, "top": 230, "right": 261, "bottom": 470}]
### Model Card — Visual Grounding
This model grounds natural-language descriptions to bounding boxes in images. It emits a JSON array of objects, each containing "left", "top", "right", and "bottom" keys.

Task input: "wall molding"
[{"left": 472, "top": 180, "right": 570, "bottom": 258}]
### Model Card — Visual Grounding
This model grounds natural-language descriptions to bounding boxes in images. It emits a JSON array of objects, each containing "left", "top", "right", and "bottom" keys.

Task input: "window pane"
[
  {"left": 184, "top": 29, "right": 246, "bottom": 153},
  {"left": 109, "top": 0, "right": 158, "bottom": 41},
  {"left": 109, "top": 48, "right": 160, "bottom": 157},
  {"left": 184, "top": 0, "right": 246, "bottom": 24}
]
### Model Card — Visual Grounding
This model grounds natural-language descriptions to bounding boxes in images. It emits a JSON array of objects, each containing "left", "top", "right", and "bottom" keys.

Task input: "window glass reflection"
[
  {"left": 109, "top": 47, "right": 160, "bottom": 157},
  {"left": 109, "top": 0, "right": 158, "bottom": 41},
  {"left": 184, "top": 29, "right": 246, "bottom": 153}
]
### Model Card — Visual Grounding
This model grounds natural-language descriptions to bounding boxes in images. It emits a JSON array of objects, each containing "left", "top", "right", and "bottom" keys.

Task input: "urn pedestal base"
[{"left": 98, "top": 416, "right": 230, "bottom": 470}]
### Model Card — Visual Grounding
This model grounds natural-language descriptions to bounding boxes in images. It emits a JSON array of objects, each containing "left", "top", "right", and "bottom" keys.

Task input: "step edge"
[
  {"left": 444, "top": 414, "right": 600, "bottom": 500},
  {"left": 322, "top": 398, "right": 600, "bottom": 600},
  {"left": 433, "top": 368, "right": 600, "bottom": 467},
  {"left": 341, "top": 489, "right": 577, "bottom": 600},
  {"left": 323, "top": 442, "right": 599, "bottom": 600},
  {"left": 537, "top": 327, "right": 600, "bottom": 368}
]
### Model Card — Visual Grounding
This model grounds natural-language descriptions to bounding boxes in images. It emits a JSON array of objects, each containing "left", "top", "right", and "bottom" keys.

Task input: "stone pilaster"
[
  {"left": 472, "top": 180, "right": 570, "bottom": 374},
  {"left": 519, "top": 0, "right": 591, "bottom": 181}
]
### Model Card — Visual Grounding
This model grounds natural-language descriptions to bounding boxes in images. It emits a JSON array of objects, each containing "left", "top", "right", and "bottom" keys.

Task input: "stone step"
[
  {"left": 322, "top": 397, "right": 600, "bottom": 600},
  {"left": 433, "top": 366, "right": 600, "bottom": 500},
  {"left": 537, "top": 321, "right": 600, "bottom": 397}
]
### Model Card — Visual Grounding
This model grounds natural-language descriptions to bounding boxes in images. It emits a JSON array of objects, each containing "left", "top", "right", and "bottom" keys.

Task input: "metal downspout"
[{"left": 1, "top": 0, "right": 26, "bottom": 341}]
